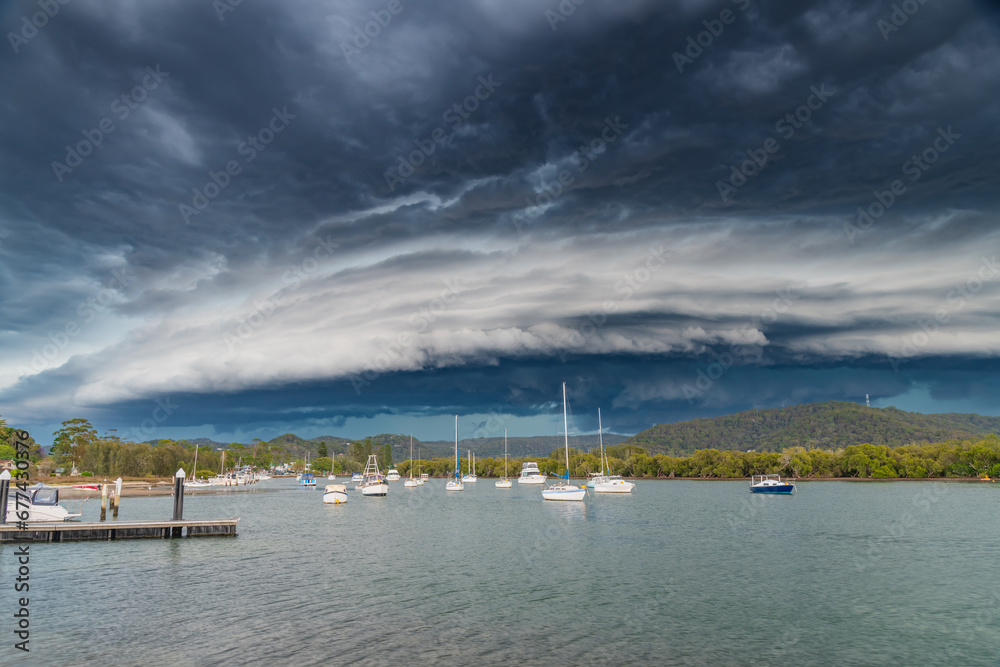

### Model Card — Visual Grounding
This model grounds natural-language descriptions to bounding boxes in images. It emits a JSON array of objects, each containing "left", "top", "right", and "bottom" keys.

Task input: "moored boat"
[
  {"left": 750, "top": 474, "right": 795, "bottom": 494},
  {"left": 517, "top": 461, "right": 546, "bottom": 485},
  {"left": 360, "top": 455, "right": 389, "bottom": 496},
  {"left": 446, "top": 416, "right": 465, "bottom": 492},
  {"left": 322, "top": 484, "right": 348, "bottom": 504},
  {"left": 542, "top": 382, "right": 587, "bottom": 502},
  {"left": 495, "top": 428, "right": 512, "bottom": 488},
  {"left": 3, "top": 481, "right": 84, "bottom": 522}
]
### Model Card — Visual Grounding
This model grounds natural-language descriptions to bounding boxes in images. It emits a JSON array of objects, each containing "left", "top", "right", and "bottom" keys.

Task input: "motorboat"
[
  {"left": 322, "top": 484, "right": 348, "bottom": 504},
  {"left": 446, "top": 415, "right": 465, "bottom": 491},
  {"left": 750, "top": 474, "right": 795, "bottom": 494},
  {"left": 386, "top": 467, "right": 401, "bottom": 482},
  {"left": 4, "top": 483, "right": 84, "bottom": 522},
  {"left": 517, "top": 461, "right": 546, "bottom": 485},
  {"left": 360, "top": 455, "right": 389, "bottom": 497},
  {"left": 300, "top": 473, "right": 317, "bottom": 487},
  {"left": 419, "top": 473, "right": 429, "bottom": 485},
  {"left": 542, "top": 382, "right": 586, "bottom": 501}
]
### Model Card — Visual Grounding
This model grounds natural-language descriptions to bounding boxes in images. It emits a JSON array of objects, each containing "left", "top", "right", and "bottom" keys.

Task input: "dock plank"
[{"left": 0, "top": 518, "right": 239, "bottom": 542}]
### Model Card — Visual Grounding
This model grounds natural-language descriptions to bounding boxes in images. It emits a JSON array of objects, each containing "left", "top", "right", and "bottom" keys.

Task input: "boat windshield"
[{"left": 31, "top": 488, "right": 60, "bottom": 506}]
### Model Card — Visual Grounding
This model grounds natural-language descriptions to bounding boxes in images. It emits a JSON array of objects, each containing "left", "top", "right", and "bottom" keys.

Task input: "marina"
[{"left": 2, "top": 478, "right": 997, "bottom": 665}]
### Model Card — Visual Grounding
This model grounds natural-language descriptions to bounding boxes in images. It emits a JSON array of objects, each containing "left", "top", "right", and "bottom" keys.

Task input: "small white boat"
[
  {"left": 518, "top": 461, "right": 546, "bottom": 485},
  {"left": 360, "top": 455, "right": 388, "bottom": 496},
  {"left": 461, "top": 450, "right": 478, "bottom": 483},
  {"left": 351, "top": 472, "right": 363, "bottom": 485},
  {"left": 495, "top": 428, "right": 512, "bottom": 488},
  {"left": 592, "top": 409, "right": 634, "bottom": 494},
  {"left": 419, "top": 473, "right": 429, "bottom": 485},
  {"left": 446, "top": 415, "right": 465, "bottom": 491},
  {"left": 386, "top": 467, "right": 401, "bottom": 482},
  {"left": 404, "top": 435, "right": 419, "bottom": 487},
  {"left": 328, "top": 452, "right": 337, "bottom": 481},
  {"left": 300, "top": 473, "right": 317, "bottom": 487},
  {"left": 542, "top": 382, "right": 587, "bottom": 502},
  {"left": 322, "top": 484, "right": 348, "bottom": 504},
  {"left": 4, "top": 483, "right": 84, "bottom": 522}
]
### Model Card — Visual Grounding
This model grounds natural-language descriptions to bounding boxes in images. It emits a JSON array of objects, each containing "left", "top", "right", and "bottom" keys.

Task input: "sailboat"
[
  {"left": 328, "top": 450, "right": 336, "bottom": 481},
  {"left": 495, "top": 428, "right": 512, "bottom": 488},
  {"left": 541, "top": 382, "right": 587, "bottom": 501},
  {"left": 593, "top": 409, "right": 635, "bottom": 493},
  {"left": 184, "top": 444, "right": 211, "bottom": 488},
  {"left": 418, "top": 448, "right": 427, "bottom": 485},
  {"left": 359, "top": 454, "right": 388, "bottom": 496},
  {"left": 446, "top": 416, "right": 465, "bottom": 491},
  {"left": 462, "top": 450, "right": 478, "bottom": 482},
  {"left": 404, "top": 435, "right": 419, "bottom": 487}
]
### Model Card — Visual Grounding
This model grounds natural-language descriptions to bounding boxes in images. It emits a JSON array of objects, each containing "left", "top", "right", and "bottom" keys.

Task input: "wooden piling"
[
  {"left": 100, "top": 483, "right": 108, "bottom": 521},
  {"left": 112, "top": 477, "right": 122, "bottom": 518},
  {"left": 0, "top": 470, "right": 10, "bottom": 524}
]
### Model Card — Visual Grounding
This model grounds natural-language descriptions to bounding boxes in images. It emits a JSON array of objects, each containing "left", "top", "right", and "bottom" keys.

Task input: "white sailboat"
[
  {"left": 417, "top": 447, "right": 426, "bottom": 485},
  {"left": 184, "top": 444, "right": 211, "bottom": 488},
  {"left": 360, "top": 454, "right": 388, "bottom": 496},
  {"left": 328, "top": 451, "right": 336, "bottom": 481},
  {"left": 593, "top": 408, "right": 635, "bottom": 494},
  {"left": 542, "top": 382, "right": 587, "bottom": 501},
  {"left": 495, "top": 428, "right": 512, "bottom": 488},
  {"left": 404, "top": 435, "right": 419, "bottom": 487},
  {"left": 446, "top": 416, "right": 465, "bottom": 491},
  {"left": 462, "top": 450, "right": 478, "bottom": 482}
]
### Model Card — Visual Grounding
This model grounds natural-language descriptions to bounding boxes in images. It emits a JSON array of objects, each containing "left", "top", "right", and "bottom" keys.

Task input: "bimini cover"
[
  {"left": 31, "top": 488, "right": 59, "bottom": 506},
  {"left": 325, "top": 484, "right": 347, "bottom": 493}
]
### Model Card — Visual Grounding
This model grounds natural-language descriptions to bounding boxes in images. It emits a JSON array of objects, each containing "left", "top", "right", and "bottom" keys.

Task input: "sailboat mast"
[
  {"left": 409, "top": 434, "right": 413, "bottom": 480},
  {"left": 563, "top": 381, "right": 569, "bottom": 474},
  {"left": 192, "top": 444, "right": 199, "bottom": 480},
  {"left": 504, "top": 428, "right": 508, "bottom": 477},
  {"left": 454, "top": 415, "right": 459, "bottom": 479},
  {"left": 598, "top": 407, "right": 604, "bottom": 473}
]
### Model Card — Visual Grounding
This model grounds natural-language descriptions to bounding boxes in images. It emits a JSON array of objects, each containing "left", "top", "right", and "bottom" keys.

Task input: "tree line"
[{"left": 4, "top": 415, "right": 999, "bottom": 480}]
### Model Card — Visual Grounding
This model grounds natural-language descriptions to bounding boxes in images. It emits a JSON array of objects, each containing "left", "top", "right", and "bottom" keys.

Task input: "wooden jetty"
[{"left": 0, "top": 518, "right": 239, "bottom": 543}]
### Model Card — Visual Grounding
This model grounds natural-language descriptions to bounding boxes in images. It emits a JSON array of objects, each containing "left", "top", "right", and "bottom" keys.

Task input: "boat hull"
[
  {"left": 517, "top": 475, "right": 546, "bottom": 484},
  {"left": 750, "top": 486, "right": 794, "bottom": 494},
  {"left": 445, "top": 481, "right": 464, "bottom": 491},
  {"left": 322, "top": 491, "right": 348, "bottom": 504},
  {"left": 360, "top": 484, "right": 388, "bottom": 496},
  {"left": 594, "top": 481, "right": 635, "bottom": 493},
  {"left": 542, "top": 485, "right": 586, "bottom": 501},
  {"left": 495, "top": 478, "right": 512, "bottom": 488},
  {"left": 404, "top": 479, "right": 419, "bottom": 487}
]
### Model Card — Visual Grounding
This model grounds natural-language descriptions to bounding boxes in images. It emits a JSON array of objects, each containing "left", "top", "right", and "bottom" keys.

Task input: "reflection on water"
[{"left": 3, "top": 479, "right": 999, "bottom": 666}]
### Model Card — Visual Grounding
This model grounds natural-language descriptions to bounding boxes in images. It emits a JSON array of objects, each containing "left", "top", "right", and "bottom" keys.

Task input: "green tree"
[
  {"left": 52, "top": 418, "right": 98, "bottom": 466},
  {"left": 317, "top": 441, "right": 328, "bottom": 458}
]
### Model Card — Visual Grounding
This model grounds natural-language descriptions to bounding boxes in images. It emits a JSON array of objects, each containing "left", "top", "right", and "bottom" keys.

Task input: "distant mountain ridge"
[{"left": 622, "top": 401, "right": 1000, "bottom": 456}]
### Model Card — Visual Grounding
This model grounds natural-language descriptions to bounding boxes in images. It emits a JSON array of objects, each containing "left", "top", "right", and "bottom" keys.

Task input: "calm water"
[{"left": 3, "top": 479, "right": 999, "bottom": 666}]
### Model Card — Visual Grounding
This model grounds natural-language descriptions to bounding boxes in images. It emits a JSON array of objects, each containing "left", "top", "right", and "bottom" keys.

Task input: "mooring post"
[
  {"left": 0, "top": 470, "right": 10, "bottom": 525},
  {"left": 100, "top": 483, "right": 108, "bottom": 521},
  {"left": 112, "top": 477, "right": 122, "bottom": 518},
  {"left": 172, "top": 468, "right": 185, "bottom": 521}
]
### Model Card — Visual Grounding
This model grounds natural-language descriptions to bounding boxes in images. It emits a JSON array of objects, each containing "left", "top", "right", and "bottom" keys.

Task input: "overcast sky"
[{"left": 2, "top": 0, "right": 999, "bottom": 446}]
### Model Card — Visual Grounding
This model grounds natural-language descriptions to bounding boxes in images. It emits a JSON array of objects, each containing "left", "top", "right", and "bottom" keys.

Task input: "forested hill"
[{"left": 622, "top": 401, "right": 1000, "bottom": 456}]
